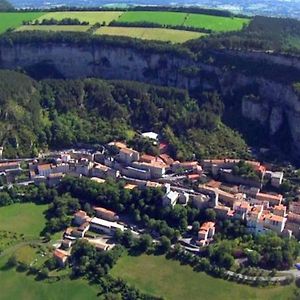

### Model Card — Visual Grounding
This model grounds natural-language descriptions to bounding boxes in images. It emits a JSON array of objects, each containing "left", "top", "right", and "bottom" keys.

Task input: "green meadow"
[
  {"left": 96, "top": 26, "right": 205, "bottom": 43},
  {"left": 37, "top": 11, "right": 123, "bottom": 25},
  {"left": 111, "top": 254, "right": 295, "bottom": 300},
  {"left": 0, "top": 12, "right": 45, "bottom": 33}
]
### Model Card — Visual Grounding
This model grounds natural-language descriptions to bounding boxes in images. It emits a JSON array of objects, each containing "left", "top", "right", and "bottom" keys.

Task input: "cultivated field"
[
  {"left": 111, "top": 254, "right": 295, "bottom": 300},
  {"left": 0, "top": 12, "right": 45, "bottom": 33},
  {"left": 95, "top": 26, "right": 205, "bottom": 43},
  {"left": 37, "top": 11, "right": 123, "bottom": 25},
  {"left": 118, "top": 11, "right": 250, "bottom": 32},
  {"left": 184, "top": 13, "right": 249, "bottom": 32},
  {"left": 17, "top": 25, "right": 91, "bottom": 32},
  {"left": 118, "top": 11, "right": 187, "bottom": 26}
]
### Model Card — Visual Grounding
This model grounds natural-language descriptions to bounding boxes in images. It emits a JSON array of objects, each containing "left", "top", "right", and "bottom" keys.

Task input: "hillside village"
[{"left": 0, "top": 134, "right": 300, "bottom": 266}]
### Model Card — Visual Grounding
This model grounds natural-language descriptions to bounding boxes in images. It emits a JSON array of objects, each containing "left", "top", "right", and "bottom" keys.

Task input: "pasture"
[
  {"left": 118, "top": 11, "right": 187, "bottom": 26},
  {"left": 37, "top": 11, "right": 123, "bottom": 25},
  {"left": 118, "top": 11, "right": 250, "bottom": 32},
  {"left": 111, "top": 254, "right": 295, "bottom": 300},
  {"left": 95, "top": 26, "right": 205, "bottom": 43},
  {"left": 0, "top": 12, "right": 45, "bottom": 33},
  {"left": 0, "top": 203, "right": 47, "bottom": 237},
  {"left": 17, "top": 25, "right": 91, "bottom": 32},
  {"left": 184, "top": 13, "right": 249, "bottom": 32}
]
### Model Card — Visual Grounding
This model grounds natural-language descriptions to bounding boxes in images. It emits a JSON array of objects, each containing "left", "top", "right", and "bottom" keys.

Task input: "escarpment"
[{"left": 0, "top": 38, "right": 300, "bottom": 160}]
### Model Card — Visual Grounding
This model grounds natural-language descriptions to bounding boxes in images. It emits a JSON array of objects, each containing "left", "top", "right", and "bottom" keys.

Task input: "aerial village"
[{"left": 0, "top": 132, "right": 298, "bottom": 267}]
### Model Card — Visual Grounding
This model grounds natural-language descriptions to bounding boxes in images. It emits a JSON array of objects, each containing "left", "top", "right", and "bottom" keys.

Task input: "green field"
[
  {"left": 95, "top": 26, "right": 205, "bottom": 43},
  {"left": 111, "top": 254, "right": 295, "bottom": 300},
  {"left": 0, "top": 12, "right": 45, "bottom": 33},
  {"left": 17, "top": 25, "right": 91, "bottom": 32},
  {"left": 37, "top": 11, "right": 123, "bottom": 25},
  {"left": 119, "top": 11, "right": 250, "bottom": 32},
  {"left": 0, "top": 268, "right": 99, "bottom": 300},
  {"left": 0, "top": 203, "right": 47, "bottom": 237},
  {"left": 119, "top": 11, "right": 187, "bottom": 26},
  {"left": 184, "top": 13, "right": 249, "bottom": 32}
]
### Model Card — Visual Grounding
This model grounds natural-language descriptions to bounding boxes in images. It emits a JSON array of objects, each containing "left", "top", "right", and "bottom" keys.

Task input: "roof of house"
[
  {"left": 256, "top": 192, "right": 283, "bottom": 202},
  {"left": 74, "top": 210, "right": 87, "bottom": 218},
  {"left": 159, "top": 154, "right": 174, "bottom": 165},
  {"left": 140, "top": 154, "right": 156, "bottom": 163},
  {"left": 91, "top": 177, "right": 106, "bottom": 184},
  {"left": 187, "top": 174, "right": 200, "bottom": 180},
  {"left": 124, "top": 183, "right": 138, "bottom": 190},
  {"left": 54, "top": 249, "right": 69, "bottom": 260},
  {"left": 38, "top": 164, "right": 52, "bottom": 171},
  {"left": 199, "top": 222, "right": 215, "bottom": 232},
  {"left": 108, "top": 141, "right": 127, "bottom": 149},
  {"left": 146, "top": 181, "right": 161, "bottom": 188},
  {"left": 94, "top": 206, "right": 117, "bottom": 217},
  {"left": 206, "top": 180, "right": 222, "bottom": 189},
  {"left": 263, "top": 213, "right": 286, "bottom": 223},
  {"left": 93, "top": 163, "right": 109, "bottom": 172},
  {"left": 0, "top": 161, "right": 20, "bottom": 168},
  {"left": 120, "top": 147, "right": 139, "bottom": 156}
]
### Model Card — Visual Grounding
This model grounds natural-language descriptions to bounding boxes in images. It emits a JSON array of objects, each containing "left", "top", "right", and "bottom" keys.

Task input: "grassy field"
[
  {"left": 119, "top": 11, "right": 187, "bottom": 26},
  {"left": 119, "top": 11, "right": 250, "bottom": 32},
  {"left": 95, "top": 26, "right": 205, "bottom": 43},
  {"left": 111, "top": 254, "right": 295, "bottom": 300},
  {"left": 0, "top": 203, "right": 47, "bottom": 237},
  {"left": 185, "top": 13, "right": 249, "bottom": 32},
  {"left": 0, "top": 268, "right": 99, "bottom": 300},
  {"left": 17, "top": 25, "right": 91, "bottom": 32},
  {"left": 0, "top": 12, "right": 45, "bottom": 33},
  {"left": 37, "top": 11, "right": 123, "bottom": 25}
]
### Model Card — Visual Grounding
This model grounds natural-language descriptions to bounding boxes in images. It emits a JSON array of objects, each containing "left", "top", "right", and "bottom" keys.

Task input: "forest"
[{"left": 0, "top": 70, "right": 248, "bottom": 159}]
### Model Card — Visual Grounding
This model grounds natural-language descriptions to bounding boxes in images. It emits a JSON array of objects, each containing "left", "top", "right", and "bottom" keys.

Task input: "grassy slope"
[
  {"left": 96, "top": 27, "right": 205, "bottom": 43},
  {"left": 0, "top": 203, "right": 47, "bottom": 237},
  {"left": 119, "top": 11, "right": 187, "bottom": 26},
  {"left": 17, "top": 25, "right": 91, "bottom": 32},
  {"left": 0, "top": 12, "right": 45, "bottom": 33},
  {"left": 37, "top": 11, "right": 124, "bottom": 25},
  {"left": 119, "top": 11, "right": 250, "bottom": 32},
  {"left": 185, "top": 13, "right": 250, "bottom": 32},
  {"left": 0, "top": 203, "right": 99, "bottom": 300},
  {"left": 0, "top": 268, "right": 99, "bottom": 300},
  {"left": 111, "top": 254, "right": 295, "bottom": 300}
]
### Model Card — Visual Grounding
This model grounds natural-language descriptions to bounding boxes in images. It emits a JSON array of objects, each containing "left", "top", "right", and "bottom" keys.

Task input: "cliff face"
[{"left": 0, "top": 42, "right": 300, "bottom": 159}]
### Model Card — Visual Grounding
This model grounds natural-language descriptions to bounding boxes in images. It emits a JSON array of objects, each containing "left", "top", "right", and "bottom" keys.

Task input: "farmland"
[
  {"left": 37, "top": 11, "right": 123, "bottom": 25},
  {"left": 95, "top": 26, "right": 205, "bottom": 43},
  {"left": 118, "top": 11, "right": 250, "bottom": 32},
  {"left": 0, "top": 12, "right": 45, "bottom": 33},
  {"left": 111, "top": 254, "right": 295, "bottom": 300},
  {"left": 17, "top": 25, "right": 91, "bottom": 32}
]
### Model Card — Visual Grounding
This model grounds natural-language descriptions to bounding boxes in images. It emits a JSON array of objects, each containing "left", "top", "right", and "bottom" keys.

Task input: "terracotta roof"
[
  {"left": 206, "top": 180, "right": 222, "bottom": 189},
  {"left": 140, "top": 154, "right": 156, "bottom": 163},
  {"left": 0, "top": 161, "right": 20, "bottom": 168},
  {"left": 264, "top": 213, "right": 285, "bottom": 223},
  {"left": 94, "top": 206, "right": 116, "bottom": 217},
  {"left": 124, "top": 183, "right": 138, "bottom": 190},
  {"left": 74, "top": 210, "right": 87, "bottom": 218},
  {"left": 54, "top": 249, "right": 69, "bottom": 260},
  {"left": 159, "top": 154, "right": 174, "bottom": 165},
  {"left": 199, "top": 222, "right": 215, "bottom": 231},
  {"left": 256, "top": 193, "right": 283, "bottom": 202},
  {"left": 38, "top": 164, "right": 52, "bottom": 171},
  {"left": 187, "top": 174, "right": 200, "bottom": 180},
  {"left": 120, "top": 147, "right": 138, "bottom": 155}
]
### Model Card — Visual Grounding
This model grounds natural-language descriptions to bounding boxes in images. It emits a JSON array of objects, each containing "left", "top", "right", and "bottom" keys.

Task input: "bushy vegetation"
[{"left": 0, "top": 70, "right": 247, "bottom": 159}]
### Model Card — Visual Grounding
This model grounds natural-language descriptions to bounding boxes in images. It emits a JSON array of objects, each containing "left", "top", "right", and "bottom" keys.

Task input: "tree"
[
  {"left": 136, "top": 234, "right": 152, "bottom": 252},
  {"left": 205, "top": 208, "right": 216, "bottom": 221},
  {"left": 159, "top": 236, "right": 171, "bottom": 253},
  {"left": 6, "top": 255, "right": 17, "bottom": 268}
]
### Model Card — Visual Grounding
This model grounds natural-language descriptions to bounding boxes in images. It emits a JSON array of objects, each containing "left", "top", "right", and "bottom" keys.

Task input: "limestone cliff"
[{"left": 0, "top": 42, "right": 299, "bottom": 159}]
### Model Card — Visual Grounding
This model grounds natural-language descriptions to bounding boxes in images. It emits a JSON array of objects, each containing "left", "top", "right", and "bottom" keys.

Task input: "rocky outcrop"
[{"left": 0, "top": 42, "right": 300, "bottom": 159}]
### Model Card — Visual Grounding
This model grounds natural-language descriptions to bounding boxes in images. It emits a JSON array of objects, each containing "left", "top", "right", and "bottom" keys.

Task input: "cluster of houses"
[
  {"left": 53, "top": 206, "right": 124, "bottom": 267},
  {"left": 1, "top": 138, "right": 300, "bottom": 244}
]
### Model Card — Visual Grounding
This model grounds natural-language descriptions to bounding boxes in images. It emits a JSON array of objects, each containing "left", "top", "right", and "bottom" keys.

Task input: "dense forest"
[{"left": 0, "top": 70, "right": 248, "bottom": 159}]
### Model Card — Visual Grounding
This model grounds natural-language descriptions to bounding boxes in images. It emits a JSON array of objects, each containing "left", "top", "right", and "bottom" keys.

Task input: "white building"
[
  {"left": 90, "top": 217, "right": 125, "bottom": 235},
  {"left": 162, "top": 190, "right": 179, "bottom": 207}
]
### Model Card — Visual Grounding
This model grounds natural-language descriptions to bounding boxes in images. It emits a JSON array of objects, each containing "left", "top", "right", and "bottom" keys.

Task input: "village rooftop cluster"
[{"left": 0, "top": 135, "right": 299, "bottom": 262}]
